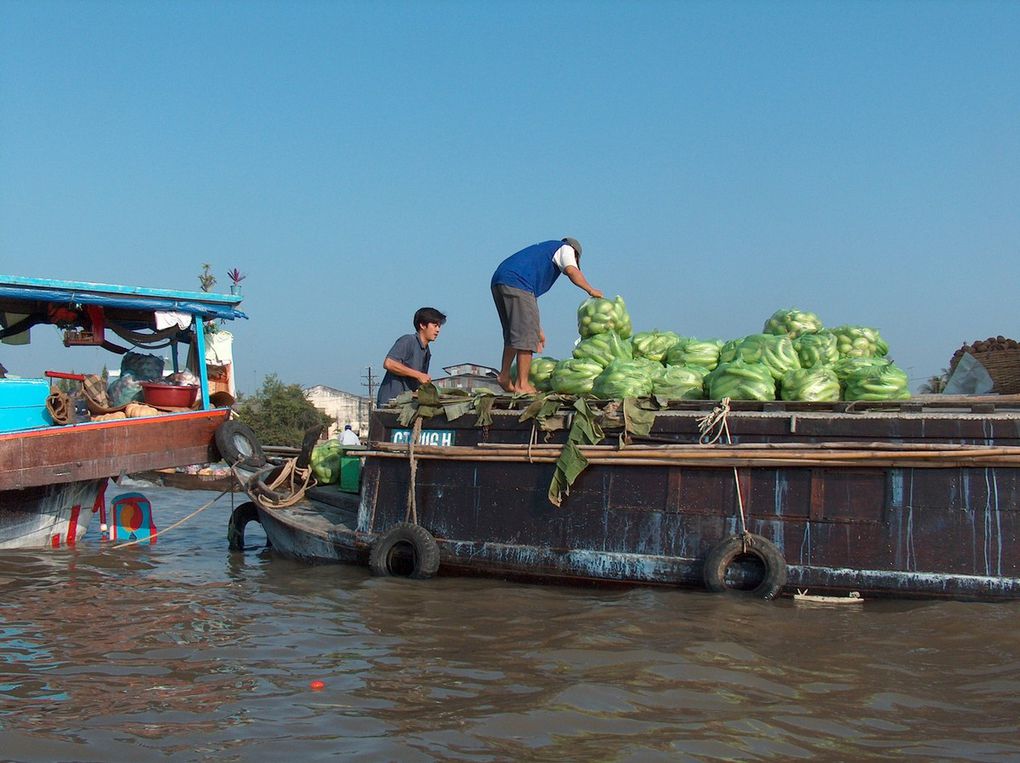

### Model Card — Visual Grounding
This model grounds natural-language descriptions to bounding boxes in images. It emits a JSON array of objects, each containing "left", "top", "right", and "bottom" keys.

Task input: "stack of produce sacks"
[
  {"left": 546, "top": 297, "right": 639, "bottom": 395},
  {"left": 533, "top": 301, "right": 908, "bottom": 402}
]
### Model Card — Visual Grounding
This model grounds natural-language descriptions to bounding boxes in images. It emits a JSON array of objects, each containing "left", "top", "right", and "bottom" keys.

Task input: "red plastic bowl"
[{"left": 141, "top": 382, "right": 199, "bottom": 408}]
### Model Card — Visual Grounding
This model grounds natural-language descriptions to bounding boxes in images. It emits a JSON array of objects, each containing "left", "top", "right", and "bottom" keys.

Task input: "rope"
[
  {"left": 697, "top": 397, "right": 732, "bottom": 445},
  {"left": 111, "top": 487, "right": 230, "bottom": 549},
  {"left": 696, "top": 397, "right": 749, "bottom": 538},
  {"left": 528, "top": 421, "right": 537, "bottom": 463},
  {"left": 246, "top": 458, "right": 314, "bottom": 509},
  {"left": 405, "top": 417, "right": 422, "bottom": 524},
  {"left": 46, "top": 390, "right": 72, "bottom": 425}
]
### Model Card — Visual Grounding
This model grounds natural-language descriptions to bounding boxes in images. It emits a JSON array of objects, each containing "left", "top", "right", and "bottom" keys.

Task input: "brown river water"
[{"left": 1, "top": 485, "right": 1018, "bottom": 762}]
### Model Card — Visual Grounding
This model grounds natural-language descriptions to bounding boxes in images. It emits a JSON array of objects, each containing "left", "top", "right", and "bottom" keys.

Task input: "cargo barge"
[{"left": 235, "top": 392, "right": 1020, "bottom": 601}]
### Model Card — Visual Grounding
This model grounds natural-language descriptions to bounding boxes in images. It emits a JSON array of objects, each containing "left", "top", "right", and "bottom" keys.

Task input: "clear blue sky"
[{"left": 2, "top": 0, "right": 1018, "bottom": 395}]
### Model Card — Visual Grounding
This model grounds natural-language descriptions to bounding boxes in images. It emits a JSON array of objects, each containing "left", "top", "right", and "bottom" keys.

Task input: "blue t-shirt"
[
  {"left": 490, "top": 240, "right": 564, "bottom": 297},
  {"left": 377, "top": 333, "right": 431, "bottom": 406}
]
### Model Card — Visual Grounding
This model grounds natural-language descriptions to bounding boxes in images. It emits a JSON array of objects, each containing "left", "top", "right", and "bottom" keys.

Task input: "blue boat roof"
[{"left": 0, "top": 275, "right": 247, "bottom": 321}]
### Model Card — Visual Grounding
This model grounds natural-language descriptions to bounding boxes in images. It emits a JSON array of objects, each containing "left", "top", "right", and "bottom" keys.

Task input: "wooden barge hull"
[
  {"left": 253, "top": 401, "right": 1020, "bottom": 600},
  {"left": 0, "top": 409, "right": 228, "bottom": 549}
]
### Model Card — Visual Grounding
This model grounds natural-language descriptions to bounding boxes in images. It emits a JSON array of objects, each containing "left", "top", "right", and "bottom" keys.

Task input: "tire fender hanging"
[
  {"left": 369, "top": 523, "right": 441, "bottom": 579},
  {"left": 702, "top": 533, "right": 787, "bottom": 600},
  {"left": 227, "top": 501, "right": 267, "bottom": 551},
  {"left": 215, "top": 420, "right": 267, "bottom": 470}
]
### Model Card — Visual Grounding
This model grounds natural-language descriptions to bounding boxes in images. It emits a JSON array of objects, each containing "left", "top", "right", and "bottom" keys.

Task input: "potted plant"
[{"left": 227, "top": 268, "right": 246, "bottom": 296}]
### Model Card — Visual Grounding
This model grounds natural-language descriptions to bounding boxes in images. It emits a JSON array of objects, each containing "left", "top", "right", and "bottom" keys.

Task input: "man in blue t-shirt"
[
  {"left": 491, "top": 237, "right": 603, "bottom": 394},
  {"left": 376, "top": 306, "right": 447, "bottom": 407}
]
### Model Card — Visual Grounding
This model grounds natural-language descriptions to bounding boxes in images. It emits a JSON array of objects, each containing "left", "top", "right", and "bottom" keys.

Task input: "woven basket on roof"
[{"left": 950, "top": 350, "right": 1020, "bottom": 394}]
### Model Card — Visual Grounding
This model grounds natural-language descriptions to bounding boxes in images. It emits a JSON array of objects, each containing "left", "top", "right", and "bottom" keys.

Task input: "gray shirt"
[{"left": 376, "top": 333, "right": 430, "bottom": 406}]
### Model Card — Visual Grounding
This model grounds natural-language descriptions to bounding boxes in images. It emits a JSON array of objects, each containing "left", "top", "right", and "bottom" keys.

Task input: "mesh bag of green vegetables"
[
  {"left": 652, "top": 364, "right": 708, "bottom": 400},
  {"left": 832, "top": 356, "right": 894, "bottom": 383},
  {"left": 591, "top": 359, "right": 654, "bottom": 399},
  {"left": 831, "top": 325, "right": 889, "bottom": 358},
  {"left": 529, "top": 356, "right": 559, "bottom": 391},
  {"left": 793, "top": 330, "right": 839, "bottom": 369},
  {"left": 310, "top": 441, "right": 343, "bottom": 485},
  {"left": 779, "top": 367, "right": 841, "bottom": 402},
  {"left": 842, "top": 363, "right": 910, "bottom": 401},
  {"left": 763, "top": 308, "right": 824, "bottom": 338},
  {"left": 706, "top": 358, "right": 777, "bottom": 401},
  {"left": 719, "top": 334, "right": 801, "bottom": 380},
  {"left": 550, "top": 358, "right": 604, "bottom": 395},
  {"left": 577, "top": 296, "right": 633, "bottom": 339},
  {"left": 572, "top": 331, "right": 633, "bottom": 367},
  {"left": 665, "top": 338, "right": 723, "bottom": 370},
  {"left": 631, "top": 330, "right": 681, "bottom": 363}
]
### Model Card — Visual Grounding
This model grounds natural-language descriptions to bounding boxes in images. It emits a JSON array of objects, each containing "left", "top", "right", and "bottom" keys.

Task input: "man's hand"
[
  {"left": 537, "top": 328, "right": 546, "bottom": 353},
  {"left": 418, "top": 372, "right": 432, "bottom": 384},
  {"left": 589, "top": 288, "right": 604, "bottom": 299}
]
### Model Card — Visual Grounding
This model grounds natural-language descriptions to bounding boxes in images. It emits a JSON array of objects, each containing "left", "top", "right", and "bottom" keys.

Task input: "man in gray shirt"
[{"left": 376, "top": 307, "right": 447, "bottom": 407}]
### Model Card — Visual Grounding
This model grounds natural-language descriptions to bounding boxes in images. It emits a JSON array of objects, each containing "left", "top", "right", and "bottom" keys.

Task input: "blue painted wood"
[{"left": 0, "top": 275, "right": 246, "bottom": 321}]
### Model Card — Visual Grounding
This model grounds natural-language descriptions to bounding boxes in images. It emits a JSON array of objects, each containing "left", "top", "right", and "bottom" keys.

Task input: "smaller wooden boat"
[
  {"left": 0, "top": 275, "right": 256, "bottom": 549},
  {"left": 132, "top": 466, "right": 240, "bottom": 493}
]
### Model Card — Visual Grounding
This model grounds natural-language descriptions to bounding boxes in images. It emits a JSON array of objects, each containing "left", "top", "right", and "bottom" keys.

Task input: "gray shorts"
[{"left": 491, "top": 284, "right": 541, "bottom": 351}]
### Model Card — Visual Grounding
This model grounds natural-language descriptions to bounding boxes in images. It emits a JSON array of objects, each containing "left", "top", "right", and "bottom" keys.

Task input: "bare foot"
[
  {"left": 515, "top": 383, "right": 538, "bottom": 395},
  {"left": 496, "top": 373, "right": 514, "bottom": 392}
]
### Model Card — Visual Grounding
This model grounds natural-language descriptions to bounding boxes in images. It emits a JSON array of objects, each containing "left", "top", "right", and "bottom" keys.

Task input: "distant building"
[
  {"left": 303, "top": 385, "right": 371, "bottom": 439},
  {"left": 434, "top": 363, "right": 502, "bottom": 393}
]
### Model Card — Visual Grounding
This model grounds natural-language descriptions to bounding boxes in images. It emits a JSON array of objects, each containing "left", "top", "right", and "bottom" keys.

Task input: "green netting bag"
[
  {"left": 572, "top": 331, "right": 633, "bottom": 367},
  {"left": 793, "top": 330, "right": 839, "bottom": 369},
  {"left": 665, "top": 338, "right": 723, "bottom": 370},
  {"left": 763, "top": 308, "right": 824, "bottom": 338},
  {"left": 779, "top": 367, "right": 841, "bottom": 402},
  {"left": 718, "top": 334, "right": 801, "bottom": 380},
  {"left": 831, "top": 325, "right": 890, "bottom": 358},
  {"left": 706, "top": 358, "right": 777, "bottom": 401},
  {"left": 577, "top": 296, "right": 633, "bottom": 339},
  {"left": 591, "top": 359, "right": 654, "bottom": 399},
  {"left": 550, "top": 358, "right": 604, "bottom": 395},
  {"left": 631, "top": 330, "right": 681, "bottom": 363},
  {"left": 651, "top": 364, "right": 708, "bottom": 400},
  {"left": 529, "top": 356, "right": 559, "bottom": 391},
  {"left": 842, "top": 363, "right": 911, "bottom": 401}
]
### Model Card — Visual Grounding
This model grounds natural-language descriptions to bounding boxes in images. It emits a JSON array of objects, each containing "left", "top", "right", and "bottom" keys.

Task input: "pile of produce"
[
  {"left": 949, "top": 336, "right": 1020, "bottom": 369},
  {"left": 536, "top": 299, "right": 906, "bottom": 403}
]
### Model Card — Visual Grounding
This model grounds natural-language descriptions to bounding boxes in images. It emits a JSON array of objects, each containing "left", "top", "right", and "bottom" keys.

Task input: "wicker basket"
[{"left": 951, "top": 350, "right": 1020, "bottom": 394}]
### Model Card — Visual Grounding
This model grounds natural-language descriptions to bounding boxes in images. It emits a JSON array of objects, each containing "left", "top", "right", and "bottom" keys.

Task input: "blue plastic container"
[{"left": 0, "top": 378, "right": 54, "bottom": 432}]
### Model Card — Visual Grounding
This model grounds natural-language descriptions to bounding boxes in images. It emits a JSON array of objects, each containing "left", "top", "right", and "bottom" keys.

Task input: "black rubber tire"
[
  {"left": 703, "top": 533, "right": 787, "bottom": 600},
  {"left": 215, "top": 421, "right": 267, "bottom": 469},
  {"left": 227, "top": 502, "right": 268, "bottom": 551},
  {"left": 368, "top": 523, "right": 441, "bottom": 579}
]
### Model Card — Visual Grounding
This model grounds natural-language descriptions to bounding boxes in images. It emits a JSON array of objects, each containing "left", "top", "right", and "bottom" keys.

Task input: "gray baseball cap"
[{"left": 562, "top": 237, "right": 582, "bottom": 257}]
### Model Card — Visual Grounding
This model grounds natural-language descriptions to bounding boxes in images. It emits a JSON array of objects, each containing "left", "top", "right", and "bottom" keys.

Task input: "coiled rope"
[
  {"left": 697, "top": 397, "right": 749, "bottom": 540},
  {"left": 246, "top": 458, "right": 315, "bottom": 509}
]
